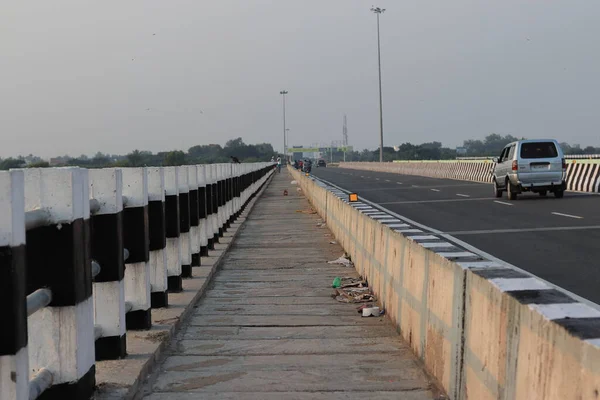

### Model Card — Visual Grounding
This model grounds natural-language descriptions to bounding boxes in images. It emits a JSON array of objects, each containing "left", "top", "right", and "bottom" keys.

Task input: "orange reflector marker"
[
  {"left": 349, "top": 193, "right": 359, "bottom": 202},
  {"left": 305, "top": 173, "right": 309, "bottom": 176}
]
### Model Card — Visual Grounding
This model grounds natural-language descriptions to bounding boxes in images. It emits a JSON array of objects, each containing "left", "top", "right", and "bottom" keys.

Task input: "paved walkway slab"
[{"left": 141, "top": 169, "right": 441, "bottom": 399}]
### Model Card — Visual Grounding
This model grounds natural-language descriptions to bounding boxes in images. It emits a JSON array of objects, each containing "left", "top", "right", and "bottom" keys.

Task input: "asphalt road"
[{"left": 312, "top": 166, "right": 600, "bottom": 304}]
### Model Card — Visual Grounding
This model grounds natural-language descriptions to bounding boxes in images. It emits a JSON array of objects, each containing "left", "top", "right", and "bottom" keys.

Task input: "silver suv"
[{"left": 492, "top": 139, "right": 566, "bottom": 200}]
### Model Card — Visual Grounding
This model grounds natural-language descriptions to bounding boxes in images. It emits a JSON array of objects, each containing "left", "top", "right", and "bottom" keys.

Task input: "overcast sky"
[{"left": 2, "top": 0, "right": 599, "bottom": 158}]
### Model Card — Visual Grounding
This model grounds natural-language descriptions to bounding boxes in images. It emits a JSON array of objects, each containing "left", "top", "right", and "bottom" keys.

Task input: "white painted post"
[
  {"left": 24, "top": 167, "right": 96, "bottom": 399},
  {"left": 0, "top": 170, "right": 28, "bottom": 400},
  {"left": 147, "top": 167, "right": 168, "bottom": 308},
  {"left": 209, "top": 165, "right": 219, "bottom": 245},
  {"left": 121, "top": 168, "right": 151, "bottom": 330},
  {"left": 88, "top": 169, "right": 127, "bottom": 359},
  {"left": 197, "top": 165, "right": 209, "bottom": 257},
  {"left": 217, "top": 164, "right": 225, "bottom": 237},
  {"left": 177, "top": 166, "right": 192, "bottom": 278},
  {"left": 163, "top": 167, "right": 182, "bottom": 292},
  {"left": 224, "top": 163, "right": 233, "bottom": 228},
  {"left": 187, "top": 166, "right": 201, "bottom": 269}
]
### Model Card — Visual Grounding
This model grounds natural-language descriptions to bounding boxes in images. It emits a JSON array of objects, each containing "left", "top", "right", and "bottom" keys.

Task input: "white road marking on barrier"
[
  {"left": 457, "top": 261, "right": 504, "bottom": 269},
  {"left": 312, "top": 175, "right": 600, "bottom": 310},
  {"left": 370, "top": 214, "right": 393, "bottom": 219},
  {"left": 494, "top": 201, "right": 513, "bottom": 206},
  {"left": 395, "top": 229, "right": 423, "bottom": 233},
  {"left": 420, "top": 242, "right": 455, "bottom": 249},
  {"left": 430, "top": 189, "right": 440, "bottom": 192},
  {"left": 456, "top": 193, "right": 470, "bottom": 197},
  {"left": 529, "top": 303, "right": 600, "bottom": 320},
  {"left": 489, "top": 277, "right": 551, "bottom": 292},
  {"left": 387, "top": 223, "right": 411, "bottom": 229},
  {"left": 409, "top": 235, "right": 439, "bottom": 241},
  {"left": 436, "top": 251, "right": 477, "bottom": 258},
  {"left": 379, "top": 219, "right": 402, "bottom": 223},
  {"left": 551, "top": 212, "right": 583, "bottom": 219}
]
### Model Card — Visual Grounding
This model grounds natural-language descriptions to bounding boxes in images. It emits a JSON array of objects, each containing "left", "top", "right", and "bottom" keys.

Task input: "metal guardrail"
[
  {"left": 28, "top": 368, "right": 53, "bottom": 400},
  {"left": 26, "top": 289, "right": 53, "bottom": 317}
]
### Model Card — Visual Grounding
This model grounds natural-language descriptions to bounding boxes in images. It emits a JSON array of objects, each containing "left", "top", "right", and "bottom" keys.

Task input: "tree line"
[{"left": 0, "top": 138, "right": 277, "bottom": 170}]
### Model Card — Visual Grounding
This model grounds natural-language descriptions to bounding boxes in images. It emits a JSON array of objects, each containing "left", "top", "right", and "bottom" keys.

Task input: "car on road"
[
  {"left": 492, "top": 139, "right": 567, "bottom": 200},
  {"left": 317, "top": 159, "right": 327, "bottom": 168}
]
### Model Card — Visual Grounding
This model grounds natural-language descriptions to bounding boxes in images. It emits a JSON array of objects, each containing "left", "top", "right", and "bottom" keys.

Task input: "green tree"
[{"left": 163, "top": 150, "right": 186, "bottom": 166}]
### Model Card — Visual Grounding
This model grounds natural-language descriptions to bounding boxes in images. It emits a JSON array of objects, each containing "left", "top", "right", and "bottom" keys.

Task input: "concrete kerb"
[
  {"left": 292, "top": 166, "right": 600, "bottom": 400},
  {"left": 94, "top": 171, "right": 275, "bottom": 400}
]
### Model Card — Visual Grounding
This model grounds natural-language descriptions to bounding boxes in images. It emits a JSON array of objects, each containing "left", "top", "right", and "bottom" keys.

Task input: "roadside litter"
[
  {"left": 329, "top": 241, "right": 337, "bottom": 244},
  {"left": 291, "top": 180, "right": 298, "bottom": 185},
  {"left": 328, "top": 254, "right": 353, "bottom": 267},
  {"left": 331, "top": 277, "right": 375, "bottom": 303},
  {"left": 283, "top": 189, "right": 288, "bottom": 196},
  {"left": 356, "top": 304, "right": 385, "bottom": 317}
]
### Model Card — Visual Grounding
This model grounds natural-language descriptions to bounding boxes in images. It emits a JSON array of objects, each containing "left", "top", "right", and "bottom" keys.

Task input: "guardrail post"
[
  {"left": 215, "top": 164, "right": 224, "bottom": 238},
  {"left": 121, "top": 168, "right": 151, "bottom": 330},
  {"left": 197, "top": 165, "right": 209, "bottom": 257},
  {"left": 187, "top": 166, "right": 201, "bottom": 268},
  {"left": 89, "top": 169, "right": 127, "bottom": 360},
  {"left": 147, "top": 167, "right": 168, "bottom": 308},
  {"left": 204, "top": 165, "right": 215, "bottom": 251},
  {"left": 177, "top": 166, "right": 192, "bottom": 278},
  {"left": 24, "top": 167, "right": 95, "bottom": 399},
  {"left": 210, "top": 165, "right": 220, "bottom": 244},
  {"left": 163, "top": 167, "right": 182, "bottom": 292},
  {"left": 225, "top": 164, "right": 232, "bottom": 228},
  {"left": 0, "top": 170, "right": 28, "bottom": 400}
]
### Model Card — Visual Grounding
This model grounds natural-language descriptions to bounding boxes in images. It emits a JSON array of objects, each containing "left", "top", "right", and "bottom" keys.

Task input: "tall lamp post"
[
  {"left": 280, "top": 90, "right": 288, "bottom": 159},
  {"left": 371, "top": 7, "right": 385, "bottom": 162}
]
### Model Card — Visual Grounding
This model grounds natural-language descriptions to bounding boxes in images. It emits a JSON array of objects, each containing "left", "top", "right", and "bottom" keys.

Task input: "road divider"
[
  {"left": 340, "top": 161, "right": 600, "bottom": 194},
  {"left": 290, "top": 166, "right": 600, "bottom": 400}
]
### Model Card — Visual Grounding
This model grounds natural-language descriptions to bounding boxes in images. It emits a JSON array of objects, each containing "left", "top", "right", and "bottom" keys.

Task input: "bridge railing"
[{"left": 0, "top": 162, "right": 274, "bottom": 400}]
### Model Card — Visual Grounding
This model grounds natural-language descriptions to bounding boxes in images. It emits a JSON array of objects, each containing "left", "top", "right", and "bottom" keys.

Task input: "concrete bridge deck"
[{"left": 141, "top": 169, "right": 441, "bottom": 400}]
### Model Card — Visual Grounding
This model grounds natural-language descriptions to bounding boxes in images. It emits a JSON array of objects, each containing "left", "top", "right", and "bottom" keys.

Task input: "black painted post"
[
  {"left": 164, "top": 167, "right": 182, "bottom": 292},
  {"left": 121, "top": 168, "right": 151, "bottom": 330},
  {"left": 0, "top": 170, "right": 28, "bottom": 399},
  {"left": 24, "top": 167, "right": 96, "bottom": 400},
  {"left": 89, "top": 169, "right": 127, "bottom": 360},
  {"left": 147, "top": 167, "right": 168, "bottom": 308}
]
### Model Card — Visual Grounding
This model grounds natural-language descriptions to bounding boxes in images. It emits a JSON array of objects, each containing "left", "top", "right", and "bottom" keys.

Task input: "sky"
[{"left": 2, "top": 0, "right": 600, "bottom": 158}]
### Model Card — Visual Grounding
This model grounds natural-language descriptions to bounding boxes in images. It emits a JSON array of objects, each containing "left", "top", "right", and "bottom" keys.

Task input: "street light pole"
[
  {"left": 371, "top": 7, "right": 385, "bottom": 162},
  {"left": 280, "top": 90, "right": 288, "bottom": 159}
]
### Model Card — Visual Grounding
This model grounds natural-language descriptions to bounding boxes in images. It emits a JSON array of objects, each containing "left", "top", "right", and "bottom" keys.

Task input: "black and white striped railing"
[{"left": 0, "top": 162, "right": 274, "bottom": 400}]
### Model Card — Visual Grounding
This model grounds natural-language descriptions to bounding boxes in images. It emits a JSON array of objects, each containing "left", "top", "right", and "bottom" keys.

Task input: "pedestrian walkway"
[{"left": 142, "top": 168, "right": 439, "bottom": 399}]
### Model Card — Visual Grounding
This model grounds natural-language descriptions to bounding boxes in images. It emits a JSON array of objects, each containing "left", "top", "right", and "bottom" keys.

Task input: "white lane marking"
[
  {"left": 385, "top": 179, "right": 391, "bottom": 182},
  {"left": 381, "top": 198, "right": 493, "bottom": 205},
  {"left": 494, "top": 201, "right": 513, "bottom": 206},
  {"left": 397, "top": 182, "right": 403, "bottom": 184},
  {"left": 375, "top": 178, "right": 380, "bottom": 181},
  {"left": 529, "top": 303, "right": 600, "bottom": 320},
  {"left": 456, "top": 194, "right": 470, "bottom": 197},
  {"left": 446, "top": 225, "right": 600, "bottom": 236},
  {"left": 412, "top": 185, "right": 419, "bottom": 188},
  {"left": 361, "top": 176, "right": 365, "bottom": 178},
  {"left": 489, "top": 277, "right": 551, "bottom": 292},
  {"left": 551, "top": 212, "right": 583, "bottom": 219},
  {"left": 313, "top": 176, "right": 600, "bottom": 311},
  {"left": 430, "top": 189, "right": 440, "bottom": 192}
]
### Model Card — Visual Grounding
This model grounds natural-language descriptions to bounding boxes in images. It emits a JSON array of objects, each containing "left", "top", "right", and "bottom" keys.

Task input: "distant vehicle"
[
  {"left": 317, "top": 159, "right": 327, "bottom": 168},
  {"left": 492, "top": 139, "right": 567, "bottom": 200}
]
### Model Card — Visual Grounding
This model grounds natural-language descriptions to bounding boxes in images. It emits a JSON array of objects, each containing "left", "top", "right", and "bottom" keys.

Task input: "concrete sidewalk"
[{"left": 142, "top": 169, "right": 441, "bottom": 399}]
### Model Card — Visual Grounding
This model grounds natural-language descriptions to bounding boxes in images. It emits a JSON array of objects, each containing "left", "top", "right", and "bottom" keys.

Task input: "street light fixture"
[
  {"left": 371, "top": 6, "right": 385, "bottom": 162},
  {"left": 279, "top": 90, "right": 288, "bottom": 158}
]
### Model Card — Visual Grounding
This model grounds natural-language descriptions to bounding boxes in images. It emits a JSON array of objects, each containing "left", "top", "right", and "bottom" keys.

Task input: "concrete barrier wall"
[
  {"left": 290, "top": 166, "right": 600, "bottom": 400},
  {"left": 0, "top": 162, "right": 274, "bottom": 400},
  {"left": 340, "top": 161, "right": 600, "bottom": 193}
]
